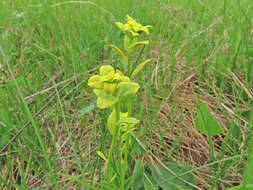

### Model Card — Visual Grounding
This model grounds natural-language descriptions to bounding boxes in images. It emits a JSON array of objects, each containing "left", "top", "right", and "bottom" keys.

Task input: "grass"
[{"left": 0, "top": 0, "right": 252, "bottom": 189}]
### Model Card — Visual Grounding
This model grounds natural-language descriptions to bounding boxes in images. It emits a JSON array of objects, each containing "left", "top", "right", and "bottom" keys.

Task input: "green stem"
[
  {"left": 208, "top": 136, "right": 214, "bottom": 162},
  {"left": 127, "top": 99, "right": 132, "bottom": 117},
  {"left": 127, "top": 52, "right": 131, "bottom": 76},
  {"left": 106, "top": 104, "right": 121, "bottom": 182},
  {"left": 120, "top": 135, "right": 130, "bottom": 190},
  {"left": 119, "top": 100, "right": 132, "bottom": 189}
]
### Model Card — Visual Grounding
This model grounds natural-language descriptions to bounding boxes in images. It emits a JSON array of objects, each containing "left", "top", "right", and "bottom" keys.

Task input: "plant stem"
[
  {"left": 120, "top": 135, "right": 130, "bottom": 190},
  {"left": 127, "top": 52, "right": 131, "bottom": 76},
  {"left": 106, "top": 104, "right": 121, "bottom": 182},
  {"left": 120, "top": 100, "right": 132, "bottom": 189},
  {"left": 208, "top": 136, "right": 215, "bottom": 162}
]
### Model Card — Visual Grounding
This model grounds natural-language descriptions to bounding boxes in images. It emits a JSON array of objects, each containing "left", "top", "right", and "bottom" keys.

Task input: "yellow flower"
[
  {"left": 126, "top": 15, "right": 152, "bottom": 35},
  {"left": 88, "top": 66, "right": 130, "bottom": 95},
  {"left": 116, "top": 15, "right": 152, "bottom": 38},
  {"left": 88, "top": 75, "right": 102, "bottom": 89}
]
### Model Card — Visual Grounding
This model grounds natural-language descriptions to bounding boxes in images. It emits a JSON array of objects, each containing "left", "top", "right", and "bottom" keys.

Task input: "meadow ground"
[{"left": 0, "top": 0, "right": 253, "bottom": 189}]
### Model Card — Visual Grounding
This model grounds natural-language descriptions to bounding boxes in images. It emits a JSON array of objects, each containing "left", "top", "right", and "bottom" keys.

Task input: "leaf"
[
  {"left": 149, "top": 162, "right": 196, "bottom": 190},
  {"left": 107, "top": 110, "right": 128, "bottom": 135},
  {"left": 143, "top": 171, "right": 159, "bottom": 190},
  {"left": 226, "top": 184, "right": 253, "bottom": 190},
  {"left": 246, "top": 49, "right": 253, "bottom": 57},
  {"left": 127, "top": 41, "right": 149, "bottom": 52},
  {"left": 117, "top": 82, "right": 140, "bottom": 102},
  {"left": 97, "top": 151, "right": 108, "bottom": 162},
  {"left": 131, "top": 160, "right": 144, "bottom": 190},
  {"left": 117, "top": 117, "right": 139, "bottom": 141},
  {"left": 248, "top": 58, "right": 253, "bottom": 83},
  {"left": 13, "top": 184, "right": 27, "bottom": 190},
  {"left": 131, "top": 59, "right": 150, "bottom": 79},
  {"left": 243, "top": 134, "right": 253, "bottom": 185},
  {"left": 121, "top": 128, "right": 136, "bottom": 142},
  {"left": 116, "top": 117, "right": 139, "bottom": 127},
  {"left": 108, "top": 44, "right": 128, "bottom": 63},
  {"left": 131, "top": 136, "right": 146, "bottom": 155},
  {"left": 79, "top": 103, "right": 96, "bottom": 116},
  {"left": 94, "top": 89, "right": 118, "bottom": 109},
  {"left": 97, "top": 97, "right": 118, "bottom": 109},
  {"left": 196, "top": 103, "right": 224, "bottom": 137},
  {"left": 0, "top": 113, "right": 11, "bottom": 149}
]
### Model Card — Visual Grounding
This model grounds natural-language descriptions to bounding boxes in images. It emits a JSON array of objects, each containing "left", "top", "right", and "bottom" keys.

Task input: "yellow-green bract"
[
  {"left": 116, "top": 15, "right": 152, "bottom": 37},
  {"left": 88, "top": 65, "right": 140, "bottom": 109}
]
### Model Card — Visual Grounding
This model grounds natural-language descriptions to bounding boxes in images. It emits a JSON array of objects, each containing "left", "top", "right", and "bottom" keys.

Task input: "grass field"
[{"left": 0, "top": 0, "right": 253, "bottom": 189}]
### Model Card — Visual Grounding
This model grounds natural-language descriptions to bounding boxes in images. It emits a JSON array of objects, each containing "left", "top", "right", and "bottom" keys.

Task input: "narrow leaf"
[
  {"left": 108, "top": 44, "right": 128, "bottom": 63},
  {"left": 131, "top": 59, "right": 150, "bottom": 79},
  {"left": 243, "top": 134, "right": 253, "bottom": 185},
  {"left": 128, "top": 41, "right": 149, "bottom": 52},
  {"left": 97, "top": 151, "right": 108, "bottom": 162}
]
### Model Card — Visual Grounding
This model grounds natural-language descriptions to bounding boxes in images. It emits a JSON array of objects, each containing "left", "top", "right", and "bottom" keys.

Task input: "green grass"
[{"left": 0, "top": 0, "right": 252, "bottom": 189}]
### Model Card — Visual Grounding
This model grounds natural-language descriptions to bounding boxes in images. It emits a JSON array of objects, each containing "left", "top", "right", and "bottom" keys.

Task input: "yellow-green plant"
[
  {"left": 109, "top": 15, "right": 152, "bottom": 77},
  {"left": 88, "top": 15, "right": 151, "bottom": 189}
]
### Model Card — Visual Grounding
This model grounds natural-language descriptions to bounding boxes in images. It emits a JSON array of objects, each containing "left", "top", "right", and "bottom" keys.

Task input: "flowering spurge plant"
[
  {"left": 88, "top": 65, "right": 140, "bottom": 189},
  {"left": 88, "top": 15, "right": 152, "bottom": 189}
]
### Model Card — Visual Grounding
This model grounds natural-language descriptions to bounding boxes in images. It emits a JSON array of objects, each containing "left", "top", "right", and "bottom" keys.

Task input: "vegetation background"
[{"left": 0, "top": 0, "right": 252, "bottom": 189}]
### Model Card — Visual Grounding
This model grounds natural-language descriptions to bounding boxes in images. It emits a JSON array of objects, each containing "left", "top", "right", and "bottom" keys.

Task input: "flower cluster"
[
  {"left": 88, "top": 65, "right": 139, "bottom": 109},
  {"left": 116, "top": 15, "right": 152, "bottom": 38}
]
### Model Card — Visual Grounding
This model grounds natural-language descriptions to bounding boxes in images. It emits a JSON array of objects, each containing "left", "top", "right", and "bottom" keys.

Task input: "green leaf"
[
  {"left": 246, "top": 49, "right": 253, "bottom": 57},
  {"left": 79, "top": 103, "right": 96, "bottom": 116},
  {"left": 144, "top": 171, "right": 159, "bottom": 190},
  {"left": 94, "top": 89, "right": 118, "bottom": 109},
  {"left": 131, "top": 136, "right": 147, "bottom": 155},
  {"left": 117, "top": 82, "right": 140, "bottom": 102},
  {"left": 131, "top": 160, "right": 144, "bottom": 190},
  {"left": 131, "top": 59, "right": 151, "bottom": 79},
  {"left": 107, "top": 110, "right": 128, "bottom": 135},
  {"left": 196, "top": 103, "right": 224, "bottom": 137},
  {"left": 149, "top": 162, "right": 197, "bottom": 190},
  {"left": 127, "top": 41, "right": 149, "bottom": 52},
  {"left": 226, "top": 184, "right": 253, "bottom": 190},
  {"left": 248, "top": 58, "right": 253, "bottom": 83},
  {"left": 0, "top": 113, "right": 11, "bottom": 149},
  {"left": 116, "top": 117, "right": 139, "bottom": 127},
  {"left": 243, "top": 134, "right": 253, "bottom": 185},
  {"left": 97, "top": 97, "right": 118, "bottom": 109},
  {"left": 108, "top": 44, "right": 128, "bottom": 63},
  {"left": 97, "top": 151, "right": 108, "bottom": 162},
  {"left": 13, "top": 184, "right": 27, "bottom": 190},
  {"left": 117, "top": 117, "right": 139, "bottom": 141}
]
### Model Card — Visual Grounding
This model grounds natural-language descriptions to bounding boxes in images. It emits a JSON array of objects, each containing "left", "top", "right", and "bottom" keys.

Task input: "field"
[{"left": 0, "top": 0, "right": 253, "bottom": 189}]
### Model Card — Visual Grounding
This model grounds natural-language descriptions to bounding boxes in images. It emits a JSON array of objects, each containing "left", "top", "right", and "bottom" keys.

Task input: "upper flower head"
[{"left": 116, "top": 15, "right": 152, "bottom": 38}]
